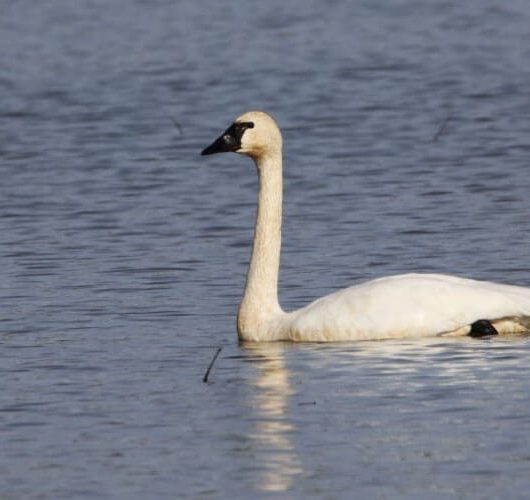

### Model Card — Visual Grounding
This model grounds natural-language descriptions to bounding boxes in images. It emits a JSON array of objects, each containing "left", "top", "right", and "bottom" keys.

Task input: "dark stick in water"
[
  {"left": 203, "top": 347, "right": 222, "bottom": 383},
  {"left": 432, "top": 114, "right": 451, "bottom": 142},
  {"left": 171, "top": 118, "right": 183, "bottom": 136}
]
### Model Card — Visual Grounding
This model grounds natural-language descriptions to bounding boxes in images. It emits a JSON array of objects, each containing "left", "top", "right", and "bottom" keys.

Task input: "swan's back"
[{"left": 283, "top": 274, "right": 530, "bottom": 341}]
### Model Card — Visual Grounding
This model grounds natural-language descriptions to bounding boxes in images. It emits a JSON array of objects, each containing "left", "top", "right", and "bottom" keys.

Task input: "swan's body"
[{"left": 202, "top": 111, "right": 530, "bottom": 342}]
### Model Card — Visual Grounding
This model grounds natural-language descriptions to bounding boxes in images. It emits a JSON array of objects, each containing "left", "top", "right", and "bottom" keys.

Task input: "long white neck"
[{"left": 237, "top": 151, "right": 284, "bottom": 340}]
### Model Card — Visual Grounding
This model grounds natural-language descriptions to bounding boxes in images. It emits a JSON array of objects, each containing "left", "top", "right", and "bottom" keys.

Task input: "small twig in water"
[
  {"left": 171, "top": 118, "right": 183, "bottom": 136},
  {"left": 432, "top": 114, "right": 451, "bottom": 143},
  {"left": 203, "top": 347, "right": 222, "bottom": 383}
]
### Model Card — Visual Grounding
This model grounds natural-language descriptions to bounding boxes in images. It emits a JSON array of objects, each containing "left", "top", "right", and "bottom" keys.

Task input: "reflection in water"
[{"left": 243, "top": 343, "right": 303, "bottom": 492}]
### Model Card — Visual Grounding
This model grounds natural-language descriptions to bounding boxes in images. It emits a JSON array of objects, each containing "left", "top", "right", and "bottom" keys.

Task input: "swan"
[{"left": 201, "top": 111, "right": 530, "bottom": 341}]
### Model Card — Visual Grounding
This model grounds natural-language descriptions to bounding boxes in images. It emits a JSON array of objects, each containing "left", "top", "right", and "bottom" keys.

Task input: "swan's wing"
[{"left": 286, "top": 273, "right": 530, "bottom": 341}]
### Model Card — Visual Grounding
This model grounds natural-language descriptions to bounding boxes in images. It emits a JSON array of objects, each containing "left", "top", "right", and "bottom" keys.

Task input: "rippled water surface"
[{"left": 2, "top": 1, "right": 530, "bottom": 498}]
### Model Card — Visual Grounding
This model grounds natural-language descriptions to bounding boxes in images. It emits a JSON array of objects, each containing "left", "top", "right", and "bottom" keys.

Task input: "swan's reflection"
[{"left": 242, "top": 342, "right": 303, "bottom": 492}]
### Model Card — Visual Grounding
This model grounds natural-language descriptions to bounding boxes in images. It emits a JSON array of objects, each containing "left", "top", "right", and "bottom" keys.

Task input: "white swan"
[{"left": 202, "top": 111, "right": 530, "bottom": 342}]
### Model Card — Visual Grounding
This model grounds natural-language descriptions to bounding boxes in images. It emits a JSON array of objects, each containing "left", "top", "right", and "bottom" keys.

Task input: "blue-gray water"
[{"left": 2, "top": 1, "right": 530, "bottom": 498}]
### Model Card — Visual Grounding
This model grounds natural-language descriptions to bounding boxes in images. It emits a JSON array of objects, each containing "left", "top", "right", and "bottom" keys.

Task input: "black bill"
[{"left": 201, "top": 121, "right": 254, "bottom": 155}]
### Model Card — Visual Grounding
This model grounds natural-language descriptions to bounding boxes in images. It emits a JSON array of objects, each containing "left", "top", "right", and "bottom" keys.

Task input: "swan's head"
[{"left": 201, "top": 111, "right": 282, "bottom": 160}]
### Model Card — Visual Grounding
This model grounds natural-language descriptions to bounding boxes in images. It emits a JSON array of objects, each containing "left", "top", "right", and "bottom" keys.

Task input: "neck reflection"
[{"left": 243, "top": 343, "right": 303, "bottom": 492}]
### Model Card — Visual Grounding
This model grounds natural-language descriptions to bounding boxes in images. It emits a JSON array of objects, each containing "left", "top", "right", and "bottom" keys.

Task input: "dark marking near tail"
[{"left": 469, "top": 319, "right": 498, "bottom": 338}]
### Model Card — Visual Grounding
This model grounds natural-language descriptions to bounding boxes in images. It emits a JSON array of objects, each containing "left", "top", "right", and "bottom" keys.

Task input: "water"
[{"left": 2, "top": 0, "right": 530, "bottom": 497}]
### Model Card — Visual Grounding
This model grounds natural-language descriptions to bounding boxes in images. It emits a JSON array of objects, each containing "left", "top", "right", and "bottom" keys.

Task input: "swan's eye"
[
  {"left": 232, "top": 122, "right": 254, "bottom": 139},
  {"left": 228, "top": 122, "right": 255, "bottom": 143}
]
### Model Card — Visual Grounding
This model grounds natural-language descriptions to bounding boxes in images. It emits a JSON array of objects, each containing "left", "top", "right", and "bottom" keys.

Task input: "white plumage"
[
  {"left": 282, "top": 273, "right": 530, "bottom": 341},
  {"left": 202, "top": 111, "right": 530, "bottom": 342}
]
